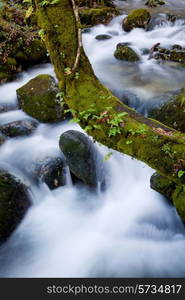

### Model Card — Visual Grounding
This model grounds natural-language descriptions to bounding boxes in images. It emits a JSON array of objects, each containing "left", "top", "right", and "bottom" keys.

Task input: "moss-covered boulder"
[
  {"left": 114, "top": 44, "right": 140, "bottom": 62},
  {"left": 150, "top": 172, "right": 176, "bottom": 200},
  {"left": 16, "top": 74, "right": 66, "bottom": 123},
  {"left": 0, "top": 169, "right": 30, "bottom": 244},
  {"left": 149, "top": 88, "right": 185, "bottom": 133},
  {"left": 59, "top": 130, "right": 103, "bottom": 188},
  {"left": 0, "top": 119, "right": 38, "bottom": 138},
  {"left": 31, "top": 156, "right": 67, "bottom": 190},
  {"left": 79, "top": 7, "right": 120, "bottom": 26},
  {"left": 122, "top": 8, "right": 151, "bottom": 32}
]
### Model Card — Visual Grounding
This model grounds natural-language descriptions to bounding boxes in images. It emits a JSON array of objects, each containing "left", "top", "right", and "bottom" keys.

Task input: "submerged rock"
[
  {"left": 0, "top": 169, "right": 30, "bottom": 244},
  {"left": 0, "top": 119, "right": 38, "bottom": 138},
  {"left": 114, "top": 44, "right": 140, "bottom": 62},
  {"left": 95, "top": 34, "right": 112, "bottom": 40},
  {"left": 32, "top": 156, "right": 67, "bottom": 190},
  {"left": 59, "top": 130, "right": 104, "bottom": 188},
  {"left": 16, "top": 74, "right": 66, "bottom": 123},
  {"left": 0, "top": 103, "right": 17, "bottom": 113},
  {"left": 122, "top": 8, "right": 151, "bottom": 32},
  {"left": 0, "top": 133, "right": 5, "bottom": 146}
]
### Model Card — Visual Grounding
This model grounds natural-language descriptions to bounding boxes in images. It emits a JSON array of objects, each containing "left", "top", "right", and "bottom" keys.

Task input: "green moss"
[
  {"left": 172, "top": 185, "right": 185, "bottom": 220},
  {"left": 17, "top": 74, "right": 65, "bottom": 123},
  {"left": 150, "top": 172, "right": 176, "bottom": 199},
  {"left": 150, "top": 88, "right": 185, "bottom": 133},
  {"left": 123, "top": 8, "right": 151, "bottom": 32},
  {"left": 35, "top": 0, "right": 185, "bottom": 221},
  {"left": 114, "top": 44, "right": 140, "bottom": 62},
  {"left": 79, "top": 7, "right": 120, "bottom": 26}
]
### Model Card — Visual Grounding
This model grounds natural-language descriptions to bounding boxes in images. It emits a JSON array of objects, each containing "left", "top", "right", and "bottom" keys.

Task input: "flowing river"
[{"left": 0, "top": 2, "right": 185, "bottom": 277}]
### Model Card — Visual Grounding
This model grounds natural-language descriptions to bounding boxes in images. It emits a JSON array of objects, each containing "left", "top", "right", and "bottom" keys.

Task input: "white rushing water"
[{"left": 0, "top": 13, "right": 185, "bottom": 277}]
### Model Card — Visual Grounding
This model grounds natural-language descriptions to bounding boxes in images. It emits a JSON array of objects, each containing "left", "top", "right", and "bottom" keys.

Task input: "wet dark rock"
[
  {"left": 152, "top": 45, "right": 185, "bottom": 63},
  {"left": 150, "top": 172, "right": 175, "bottom": 200},
  {"left": 141, "top": 48, "right": 150, "bottom": 55},
  {"left": 17, "top": 74, "right": 66, "bottom": 123},
  {"left": 149, "top": 88, "right": 185, "bottom": 132},
  {"left": 0, "top": 119, "right": 38, "bottom": 138},
  {"left": 95, "top": 34, "right": 112, "bottom": 40},
  {"left": 82, "top": 28, "right": 91, "bottom": 34},
  {"left": 122, "top": 8, "right": 151, "bottom": 32},
  {"left": 114, "top": 44, "right": 140, "bottom": 62},
  {"left": 172, "top": 44, "right": 183, "bottom": 51},
  {"left": 32, "top": 156, "right": 67, "bottom": 190},
  {"left": 59, "top": 130, "right": 104, "bottom": 188},
  {"left": 0, "top": 169, "right": 30, "bottom": 244}
]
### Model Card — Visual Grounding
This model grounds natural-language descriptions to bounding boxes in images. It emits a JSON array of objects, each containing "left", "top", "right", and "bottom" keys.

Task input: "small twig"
[{"left": 70, "top": 0, "right": 82, "bottom": 73}]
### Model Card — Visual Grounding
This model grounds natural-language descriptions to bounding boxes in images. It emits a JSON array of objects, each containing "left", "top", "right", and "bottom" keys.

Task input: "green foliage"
[
  {"left": 126, "top": 140, "right": 133, "bottom": 145},
  {"left": 23, "top": 0, "right": 33, "bottom": 4},
  {"left": 74, "top": 72, "right": 80, "bottom": 80},
  {"left": 178, "top": 170, "right": 185, "bottom": 178},
  {"left": 103, "top": 152, "right": 113, "bottom": 162},
  {"left": 64, "top": 106, "right": 128, "bottom": 138},
  {"left": 56, "top": 91, "right": 65, "bottom": 107},
  {"left": 40, "top": 0, "right": 60, "bottom": 7},
  {"left": 38, "top": 29, "right": 45, "bottom": 41}
]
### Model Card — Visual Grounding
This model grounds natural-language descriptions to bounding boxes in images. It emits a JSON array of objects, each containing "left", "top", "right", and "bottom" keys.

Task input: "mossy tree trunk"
[{"left": 35, "top": 0, "right": 185, "bottom": 186}]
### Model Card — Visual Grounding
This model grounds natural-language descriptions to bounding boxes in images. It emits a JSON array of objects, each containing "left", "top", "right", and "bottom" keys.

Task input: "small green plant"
[
  {"left": 126, "top": 140, "right": 133, "bottom": 145},
  {"left": 64, "top": 106, "right": 128, "bottom": 138},
  {"left": 74, "top": 72, "right": 80, "bottom": 80},
  {"left": 103, "top": 152, "right": 113, "bottom": 162},
  {"left": 40, "top": 0, "right": 50, "bottom": 7},
  {"left": 23, "top": 0, "right": 33, "bottom": 4},
  {"left": 40, "top": 0, "right": 60, "bottom": 7},
  {"left": 60, "top": 52, "right": 65, "bottom": 59},
  {"left": 151, "top": 135, "right": 159, "bottom": 142},
  {"left": 38, "top": 29, "right": 45, "bottom": 41},
  {"left": 56, "top": 91, "right": 65, "bottom": 107},
  {"left": 178, "top": 170, "right": 185, "bottom": 178},
  {"left": 64, "top": 67, "right": 72, "bottom": 75}
]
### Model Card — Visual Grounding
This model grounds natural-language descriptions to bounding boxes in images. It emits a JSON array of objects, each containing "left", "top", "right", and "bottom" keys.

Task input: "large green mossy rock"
[
  {"left": 149, "top": 88, "right": 185, "bottom": 133},
  {"left": 0, "top": 170, "right": 30, "bottom": 244},
  {"left": 59, "top": 130, "right": 99, "bottom": 188},
  {"left": 17, "top": 74, "right": 65, "bottom": 123},
  {"left": 114, "top": 43, "right": 140, "bottom": 62},
  {"left": 122, "top": 8, "right": 151, "bottom": 32}
]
